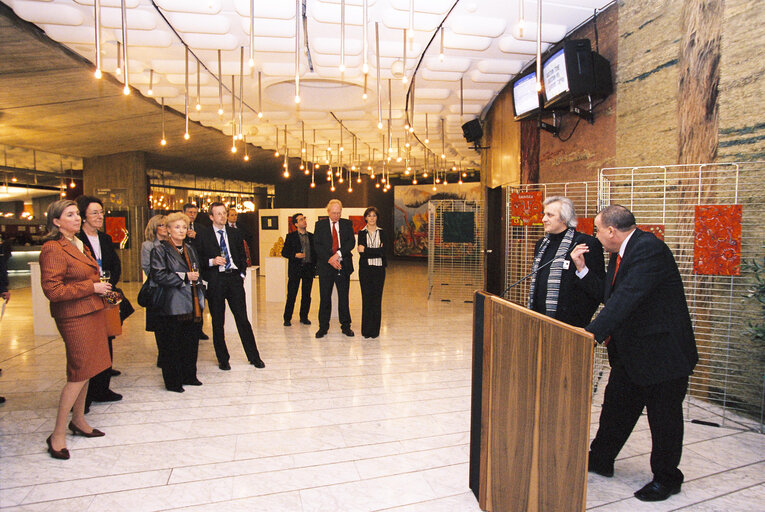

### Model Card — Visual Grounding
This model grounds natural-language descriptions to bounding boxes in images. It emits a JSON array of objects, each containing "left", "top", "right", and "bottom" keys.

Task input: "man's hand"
[
  {"left": 1, "top": 291, "right": 10, "bottom": 302},
  {"left": 570, "top": 243, "right": 589, "bottom": 272},
  {"left": 328, "top": 253, "right": 342, "bottom": 270},
  {"left": 213, "top": 255, "right": 227, "bottom": 266},
  {"left": 357, "top": 245, "right": 365, "bottom": 253},
  {"left": 295, "top": 252, "right": 305, "bottom": 259},
  {"left": 187, "top": 229, "right": 196, "bottom": 239},
  {"left": 187, "top": 271, "right": 199, "bottom": 282}
]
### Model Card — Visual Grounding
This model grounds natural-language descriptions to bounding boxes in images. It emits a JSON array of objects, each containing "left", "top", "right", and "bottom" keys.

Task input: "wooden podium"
[{"left": 469, "top": 291, "right": 594, "bottom": 512}]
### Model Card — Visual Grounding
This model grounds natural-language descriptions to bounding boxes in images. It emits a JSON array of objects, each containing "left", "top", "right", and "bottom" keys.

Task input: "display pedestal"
[
  {"left": 29, "top": 262, "right": 58, "bottom": 336},
  {"left": 265, "top": 257, "right": 287, "bottom": 303}
]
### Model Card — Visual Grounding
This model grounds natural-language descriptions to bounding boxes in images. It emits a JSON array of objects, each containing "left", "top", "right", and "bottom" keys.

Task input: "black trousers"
[
  {"left": 86, "top": 336, "right": 113, "bottom": 401},
  {"left": 318, "top": 266, "right": 351, "bottom": 330},
  {"left": 589, "top": 365, "right": 688, "bottom": 486},
  {"left": 284, "top": 264, "right": 314, "bottom": 322},
  {"left": 359, "top": 265, "right": 385, "bottom": 338},
  {"left": 208, "top": 272, "right": 260, "bottom": 364},
  {"left": 157, "top": 318, "right": 199, "bottom": 389}
]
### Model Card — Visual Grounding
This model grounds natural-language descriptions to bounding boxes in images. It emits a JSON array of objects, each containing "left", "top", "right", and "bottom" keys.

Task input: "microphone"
[{"left": 500, "top": 245, "right": 580, "bottom": 299}]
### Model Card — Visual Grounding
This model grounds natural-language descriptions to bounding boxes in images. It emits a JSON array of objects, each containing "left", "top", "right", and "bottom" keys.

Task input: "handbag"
[
  {"left": 115, "top": 287, "right": 135, "bottom": 322},
  {"left": 137, "top": 278, "right": 165, "bottom": 310},
  {"left": 104, "top": 305, "right": 122, "bottom": 337}
]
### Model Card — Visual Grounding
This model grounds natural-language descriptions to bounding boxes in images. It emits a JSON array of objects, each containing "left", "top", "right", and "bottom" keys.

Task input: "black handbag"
[
  {"left": 137, "top": 279, "right": 164, "bottom": 310},
  {"left": 115, "top": 287, "right": 135, "bottom": 322}
]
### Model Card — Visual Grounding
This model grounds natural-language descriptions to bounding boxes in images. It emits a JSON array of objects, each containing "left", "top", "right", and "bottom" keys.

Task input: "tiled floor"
[{"left": 0, "top": 261, "right": 763, "bottom": 511}]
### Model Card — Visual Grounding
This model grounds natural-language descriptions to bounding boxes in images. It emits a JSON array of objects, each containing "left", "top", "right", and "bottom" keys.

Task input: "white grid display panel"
[
  {"left": 427, "top": 200, "right": 485, "bottom": 303},
  {"left": 503, "top": 182, "right": 607, "bottom": 388},
  {"left": 600, "top": 162, "right": 765, "bottom": 431}
]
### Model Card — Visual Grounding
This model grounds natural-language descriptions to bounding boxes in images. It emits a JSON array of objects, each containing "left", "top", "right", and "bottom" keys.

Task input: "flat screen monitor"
[
  {"left": 512, "top": 71, "right": 540, "bottom": 120},
  {"left": 542, "top": 39, "right": 612, "bottom": 109}
]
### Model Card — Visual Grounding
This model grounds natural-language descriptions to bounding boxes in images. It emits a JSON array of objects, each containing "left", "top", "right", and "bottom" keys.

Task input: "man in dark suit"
[
  {"left": 75, "top": 195, "right": 123, "bottom": 409},
  {"left": 281, "top": 213, "right": 316, "bottom": 326},
  {"left": 572, "top": 204, "right": 698, "bottom": 502},
  {"left": 197, "top": 202, "right": 265, "bottom": 370},
  {"left": 528, "top": 196, "right": 605, "bottom": 327},
  {"left": 227, "top": 208, "right": 253, "bottom": 266},
  {"left": 314, "top": 199, "right": 355, "bottom": 338}
]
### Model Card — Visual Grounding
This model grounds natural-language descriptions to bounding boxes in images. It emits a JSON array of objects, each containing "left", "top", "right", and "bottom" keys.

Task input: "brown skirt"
[{"left": 55, "top": 309, "right": 111, "bottom": 382}]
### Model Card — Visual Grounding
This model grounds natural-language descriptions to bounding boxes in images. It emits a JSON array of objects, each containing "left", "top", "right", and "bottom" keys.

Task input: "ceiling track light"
[
  {"left": 93, "top": 0, "right": 102, "bottom": 78},
  {"left": 295, "top": 0, "right": 301, "bottom": 104},
  {"left": 217, "top": 50, "right": 224, "bottom": 116},
  {"left": 375, "top": 22, "right": 382, "bottom": 129},
  {"left": 339, "top": 0, "right": 346, "bottom": 73},
  {"left": 120, "top": 0, "right": 129, "bottom": 95},
  {"left": 184, "top": 47, "right": 189, "bottom": 139},
  {"left": 249, "top": 0, "right": 255, "bottom": 68}
]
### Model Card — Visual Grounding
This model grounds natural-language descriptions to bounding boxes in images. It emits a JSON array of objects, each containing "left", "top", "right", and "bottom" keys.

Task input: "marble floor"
[{"left": 0, "top": 261, "right": 763, "bottom": 511}]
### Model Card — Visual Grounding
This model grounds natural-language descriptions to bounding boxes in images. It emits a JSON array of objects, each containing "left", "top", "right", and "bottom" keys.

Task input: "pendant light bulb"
[
  {"left": 257, "top": 112, "right": 263, "bottom": 119},
  {"left": 330, "top": 185, "right": 336, "bottom": 192},
  {"left": 160, "top": 138, "right": 167, "bottom": 146},
  {"left": 196, "top": 102, "right": 201, "bottom": 111},
  {"left": 218, "top": 107, "right": 224, "bottom": 116},
  {"left": 244, "top": 154, "right": 249, "bottom": 161},
  {"left": 310, "top": 182, "right": 316, "bottom": 188},
  {"left": 184, "top": 132, "right": 190, "bottom": 140},
  {"left": 248, "top": 58, "right": 255, "bottom": 68},
  {"left": 95, "top": 69, "right": 102, "bottom": 79},
  {"left": 123, "top": 85, "right": 130, "bottom": 95}
]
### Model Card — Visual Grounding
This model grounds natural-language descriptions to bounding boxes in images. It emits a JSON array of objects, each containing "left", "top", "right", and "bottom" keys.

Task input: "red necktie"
[
  {"left": 604, "top": 255, "right": 622, "bottom": 347},
  {"left": 332, "top": 222, "right": 340, "bottom": 253}
]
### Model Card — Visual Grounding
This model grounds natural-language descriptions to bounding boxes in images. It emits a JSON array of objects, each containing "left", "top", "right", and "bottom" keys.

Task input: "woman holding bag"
[
  {"left": 39, "top": 200, "right": 111, "bottom": 459},
  {"left": 150, "top": 212, "right": 205, "bottom": 392}
]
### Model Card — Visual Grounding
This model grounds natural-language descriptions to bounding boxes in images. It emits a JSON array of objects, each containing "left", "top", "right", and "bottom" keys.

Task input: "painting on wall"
[
  {"left": 393, "top": 183, "right": 482, "bottom": 257},
  {"left": 105, "top": 211, "right": 129, "bottom": 249},
  {"left": 637, "top": 224, "right": 665, "bottom": 241},
  {"left": 693, "top": 204, "right": 742, "bottom": 276},
  {"left": 261, "top": 216, "right": 278, "bottom": 230},
  {"left": 287, "top": 216, "right": 297, "bottom": 233},
  {"left": 577, "top": 217, "right": 594, "bottom": 235},
  {"left": 510, "top": 191, "right": 544, "bottom": 226},
  {"left": 349, "top": 215, "right": 366, "bottom": 234}
]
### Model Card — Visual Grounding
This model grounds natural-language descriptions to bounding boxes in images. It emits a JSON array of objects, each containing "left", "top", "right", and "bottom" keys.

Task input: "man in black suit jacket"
[
  {"left": 281, "top": 213, "right": 316, "bottom": 326},
  {"left": 314, "top": 199, "right": 355, "bottom": 338},
  {"left": 572, "top": 205, "right": 698, "bottom": 502},
  {"left": 76, "top": 195, "right": 123, "bottom": 409},
  {"left": 528, "top": 196, "right": 605, "bottom": 327},
  {"left": 197, "top": 202, "right": 264, "bottom": 370}
]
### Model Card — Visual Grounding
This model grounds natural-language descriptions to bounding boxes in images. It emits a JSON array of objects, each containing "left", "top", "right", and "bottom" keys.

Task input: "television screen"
[
  {"left": 543, "top": 48, "right": 568, "bottom": 103},
  {"left": 512, "top": 71, "right": 540, "bottom": 119}
]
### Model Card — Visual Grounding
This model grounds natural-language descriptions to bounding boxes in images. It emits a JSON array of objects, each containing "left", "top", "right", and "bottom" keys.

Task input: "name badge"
[{"left": 563, "top": 260, "right": 571, "bottom": 270}]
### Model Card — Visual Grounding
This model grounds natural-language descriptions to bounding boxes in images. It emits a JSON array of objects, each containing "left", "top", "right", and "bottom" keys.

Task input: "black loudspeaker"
[{"left": 462, "top": 119, "right": 483, "bottom": 144}]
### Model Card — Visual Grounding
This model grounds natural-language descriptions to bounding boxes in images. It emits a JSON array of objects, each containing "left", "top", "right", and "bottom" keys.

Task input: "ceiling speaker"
[{"left": 462, "top": 119, "right": 483, "bottom": 144}]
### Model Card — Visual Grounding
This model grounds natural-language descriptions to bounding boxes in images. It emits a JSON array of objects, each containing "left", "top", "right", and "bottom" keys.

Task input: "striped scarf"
[{"left": 527, "top": 228, "right": 575, "bottom": 318}]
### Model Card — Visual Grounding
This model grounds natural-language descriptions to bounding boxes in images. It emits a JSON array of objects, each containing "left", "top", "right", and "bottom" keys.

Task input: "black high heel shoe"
[
  {"left": 68, "top": 421, "right": 105, "bottom": 438},
  {"left": 46, "top": 435, "right": 70, "bottom": 460}
]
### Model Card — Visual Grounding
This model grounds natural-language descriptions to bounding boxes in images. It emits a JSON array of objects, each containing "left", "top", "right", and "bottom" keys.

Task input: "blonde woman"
[{"left": 39, "top": 200, "right": 111, "bottom": 459}]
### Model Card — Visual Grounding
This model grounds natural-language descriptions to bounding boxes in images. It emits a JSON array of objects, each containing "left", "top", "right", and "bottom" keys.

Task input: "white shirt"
[
  {"left": 332, "top": 221, "right": 343, "bottom": 261},
  {"left": 86, "top": 233, "right": 102, "bottom": 268},
  {"left": 209, "top": 226, "right": 240, "bottom": 273}
]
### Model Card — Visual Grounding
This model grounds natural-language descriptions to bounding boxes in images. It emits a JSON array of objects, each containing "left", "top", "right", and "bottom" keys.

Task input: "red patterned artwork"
[
  {"left": 693, "top": 205, "right": 742, "bottom": 276},
  {"left": 349, "top": 215, "right": 366, "bottom": 234},
  {"left": 637, "top": 224, "right": 665, "bottom": 241},
  {"left": 287, "top": 216, "right": 297, "bottom": 233},
  {"left": 577, "top": 217, "right": 594, "bottom": 235},
  {"left": 510, "top": 191, "right": 544, "bottom": 226}
]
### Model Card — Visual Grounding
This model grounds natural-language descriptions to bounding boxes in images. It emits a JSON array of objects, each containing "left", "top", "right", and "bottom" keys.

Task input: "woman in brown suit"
[{"left": 40, "top": 200, "right": 112, "bottom": 459}]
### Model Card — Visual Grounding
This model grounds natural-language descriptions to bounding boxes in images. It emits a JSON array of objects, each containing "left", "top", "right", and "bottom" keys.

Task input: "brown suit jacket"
[{"left": 40, "top": 238, "right": 105, "bottom": 319}]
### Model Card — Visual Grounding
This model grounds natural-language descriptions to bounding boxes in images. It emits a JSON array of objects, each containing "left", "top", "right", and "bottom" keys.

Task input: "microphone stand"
[{"left": 500, "top": 257, "right": 559, "bottom": 299}]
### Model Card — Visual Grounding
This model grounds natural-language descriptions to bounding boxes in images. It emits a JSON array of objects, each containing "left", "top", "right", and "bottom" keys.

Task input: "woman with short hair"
[{"left": 357, "top": 206, "right": 387, "bottom": 339}]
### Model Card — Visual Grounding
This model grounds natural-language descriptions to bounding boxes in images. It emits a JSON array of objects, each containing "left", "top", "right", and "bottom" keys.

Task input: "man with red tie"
[
  {"left": 314, "top": 199, "right": 355, "bottom": 338},
  {"left": 571, "top": 204, "right": 697, "bottom": 502}
]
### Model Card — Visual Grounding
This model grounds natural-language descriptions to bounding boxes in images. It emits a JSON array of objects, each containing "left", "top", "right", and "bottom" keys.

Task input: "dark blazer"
[
  {"left": 358, "top": 228, "right": 387, "bottom": 269},
  {"left": 582, "top": 229, "right": 698, "bottom": 385},
  {"left": 314, "top": 217, "right": 355, "bottom": 274},
  {"left": 197, "top": 224, "right": 249, "bottom": 283},
  {"left": 530, "top": 230, "right": 604, "bottom": 327},
  {"left": 150, "top": 240, "right": 204, "bottom": 317},
  {"left": 282, "top": 230, "right": 317, "bottom": 276},
  {"left": 77, "top": 230, "right": 121, "bottom": 286}
]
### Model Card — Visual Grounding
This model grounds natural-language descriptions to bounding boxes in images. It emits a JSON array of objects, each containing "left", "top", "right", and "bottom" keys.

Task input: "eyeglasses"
[{"left": 88, "top": 210, "right": 104, "bottom": 216}]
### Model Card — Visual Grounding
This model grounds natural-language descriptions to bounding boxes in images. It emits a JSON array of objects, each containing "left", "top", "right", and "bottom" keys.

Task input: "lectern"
[{"left": 469, "top": 291, "right": 594, "bottom": 512}]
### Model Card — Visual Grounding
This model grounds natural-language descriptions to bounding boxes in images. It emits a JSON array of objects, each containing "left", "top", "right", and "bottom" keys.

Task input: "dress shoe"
[
  {"left": 109, "top": 368, "right": 121, "bottom": 376},
  {"left": 634, "top": 481, "right": 681, "bottom": 502},
  {"left": 251, "top": 358, "right": 266, "bottom": 369},
  {"left": 68, "top": 421, "right": 105, "bottom": 438},
  {"left": 218, "top": 362, "right": 231, "bottom": 371},
  {"left": 46, "top": 435, "right": 70, "bottom": 460},
  {"left": 91, "top": 390, "right": 122, "bottom": 403},
  {"left": 587, "top": 458, "right": 614, "bottom": 478},
  {"left": 283, "top": 320, "right": 291, "bottom": 326},
  {"left": 315, "top": 329, "right": 327, "bottom": 338},
  {"left": 342, "top": 328, "right": 355, "bottom": 337},
  {"left": 184, "top": 378, "right": 203, "bottom": 386},
  {"left": 300, "top": 318, "right": 311, "bottom": 325},
  {"left": 166, "top": 385, "right": 185, "bottom": 393},
  {"left": 199, "top": 332, "right": 210, "bottom": 340}
]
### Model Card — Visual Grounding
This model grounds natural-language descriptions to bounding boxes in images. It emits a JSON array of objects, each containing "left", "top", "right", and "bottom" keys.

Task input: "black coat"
[
  {"left": 197, "top": 224, "right": 249, "bottom": 283},
  {"left": 530, "top": 230, "right": 604, "bottom": 328},
  {"left": 314, "top": 217, "right": 355, "bottom": 275},
  {"left": 150, "top": 240, "right": 205, "bottom": 317},
  {"left": 358, "top": 227, "right": 387, "bottom": 269},
  {"left": 77, "top": 230, "right": 121, "bottom": 286},
  {"left": 281, "top": 230, "right": 317, "bottom": 276},
  {"left": 582, "top": 229, "right": 698, "bottom": 385}
]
